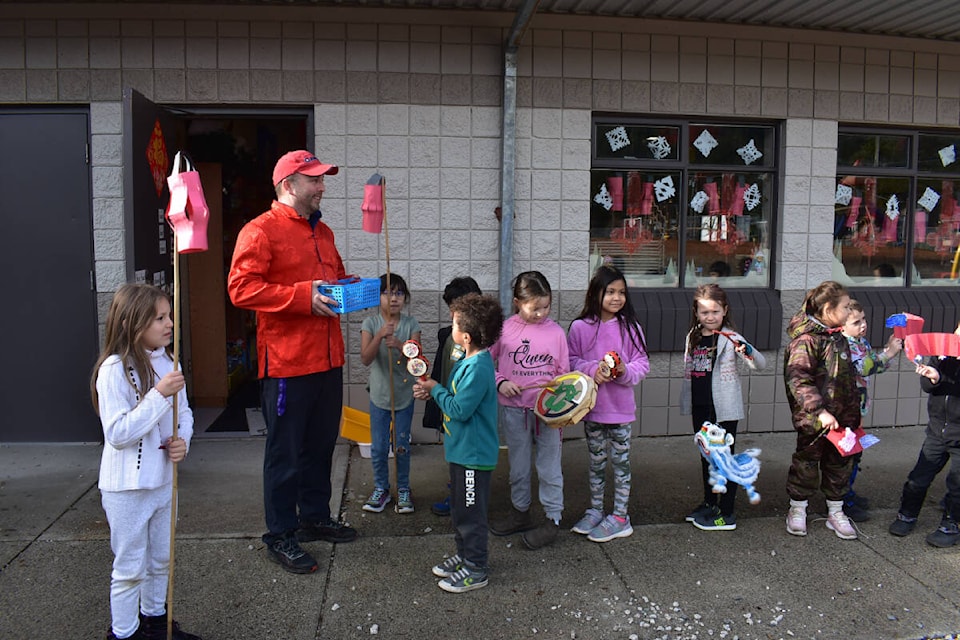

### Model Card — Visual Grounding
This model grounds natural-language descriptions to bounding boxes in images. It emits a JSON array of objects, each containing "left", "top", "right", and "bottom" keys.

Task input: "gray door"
[{"left": 0, "top": 109, "right": 100, "bottom": 442}]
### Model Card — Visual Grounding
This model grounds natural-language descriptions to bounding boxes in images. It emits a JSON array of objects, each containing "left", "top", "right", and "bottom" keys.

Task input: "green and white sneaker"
[
  {"left": 438, "top": 564, "right": 488, "bottom": 593},
  {"left": 396, "top": 487, "right": 415, "bottom": 514},
  {"left": 431, "top": 553, "right": 463, "bottom": 578},
  {"left": 692, "top": 508, "right": 737, "bottom": 531}
]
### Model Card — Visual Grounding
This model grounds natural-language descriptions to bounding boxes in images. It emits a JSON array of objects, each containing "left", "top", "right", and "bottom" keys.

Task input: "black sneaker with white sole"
[
  {"left": 297, "top": 518, "right": 358, "bottom": 543},
  {"left": 266, "top": 534, "right": 318, "bottom": 574}
]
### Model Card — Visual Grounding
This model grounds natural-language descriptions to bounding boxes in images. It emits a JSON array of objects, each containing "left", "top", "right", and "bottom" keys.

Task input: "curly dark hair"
[{"left": 449, "top": 293, "right": 503, "bottom": 350}]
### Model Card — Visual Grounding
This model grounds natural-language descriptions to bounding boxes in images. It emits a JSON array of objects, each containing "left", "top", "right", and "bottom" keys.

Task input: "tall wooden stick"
[
  {"left": 166, "top": 234, "right": 180, "bottom": 640},
  {"left": 380, "top": 178, "right": 399, "bottom": 504}
]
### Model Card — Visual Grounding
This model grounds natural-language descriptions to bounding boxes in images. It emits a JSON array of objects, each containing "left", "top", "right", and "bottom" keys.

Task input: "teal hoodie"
[{"left": 431, "top": 350, "right": 499, "bottom": 469}]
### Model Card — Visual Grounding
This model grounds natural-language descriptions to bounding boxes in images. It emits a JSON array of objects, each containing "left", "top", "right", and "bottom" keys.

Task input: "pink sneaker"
[
  {"left": 786, "top": 506, "right": 807, "bottom": 536},
  {"left": 826, "top": 511, "right": 858, "bottom": 540}
]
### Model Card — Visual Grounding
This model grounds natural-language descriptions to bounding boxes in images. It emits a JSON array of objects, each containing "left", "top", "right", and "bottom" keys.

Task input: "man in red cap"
[{"left": 228, "top": 150, "right": 357, "bottom": 575}]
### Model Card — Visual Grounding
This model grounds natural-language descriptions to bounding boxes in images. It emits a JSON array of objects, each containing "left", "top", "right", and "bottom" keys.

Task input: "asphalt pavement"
[{"left": 2, "top": 424, "right": 960, "bottom": 639}]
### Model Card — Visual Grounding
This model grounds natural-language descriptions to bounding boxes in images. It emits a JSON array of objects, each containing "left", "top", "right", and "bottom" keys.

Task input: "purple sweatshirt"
[
  {"left": 489, "top": 314, "right": 570, "bottom": 409},
  {"left": 568, "top": 317, "right": 649, "bottom": 424}
]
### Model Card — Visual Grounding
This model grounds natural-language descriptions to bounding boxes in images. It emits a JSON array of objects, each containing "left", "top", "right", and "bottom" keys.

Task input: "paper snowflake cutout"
[
  {"left": 939, "top": 144, "right": 957, "bottom": 167},
  {"left": 835, "top": 184, "right": 853, "bottom": 206},
  {"left": 693, "top": 130, "right": 719, "bottom": 158},
  {"left": 689, "top": 190, "right": 709, "bottom": 213},
  {"left": 647, "top": 136, "right": 672, "bottom": 160},
  {"left": 654, "top": 176, "right": 676, "bottom": 202},
  {"left": 737, "top": 139, "right": 763, "bottom": 165},
  {"left": 594, "top": 183, "right": 613, "bottom": 210},
  {"left": 886, "top": 194, "right": 900, "bottom": 221},
  {"left": 605, "top": 126, "right": 630, "bottom": 153},
  {"left": 918, "top": 187, "right": 941, "bottom": 212},
  {"left": 743, "top": 183, "right": 761, "bottom": 211}
]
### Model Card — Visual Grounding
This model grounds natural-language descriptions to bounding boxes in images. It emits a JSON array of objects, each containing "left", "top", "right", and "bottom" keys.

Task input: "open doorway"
[{"left": 179, "top": 114, "right": 309, "bottom": 435}]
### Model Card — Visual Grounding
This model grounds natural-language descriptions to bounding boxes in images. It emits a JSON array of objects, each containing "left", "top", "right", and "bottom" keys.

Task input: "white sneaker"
[
  {"left": 786, "top": 506, "right": 807, "bottom": 536},
  {"left": 826, "top": 511, "right": 858, "bottom": 540}
]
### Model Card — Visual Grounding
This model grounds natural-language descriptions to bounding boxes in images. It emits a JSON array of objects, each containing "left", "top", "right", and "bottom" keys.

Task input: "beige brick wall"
[{"left": 0, "top": 6, "right": 951, "bottom": 433}]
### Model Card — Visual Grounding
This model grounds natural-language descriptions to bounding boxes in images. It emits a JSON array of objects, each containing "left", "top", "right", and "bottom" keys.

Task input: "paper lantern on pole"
[
  {"left": 165, "top": 151, "right": 209, "bottom": 253},
  {"left": 362, "top": 173, "right": 385, "bottom": 233}
]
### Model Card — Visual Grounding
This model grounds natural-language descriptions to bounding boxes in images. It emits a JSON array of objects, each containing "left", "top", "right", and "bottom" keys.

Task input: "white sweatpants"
[{"left": 101, "top": 485, "right": 173, "bottom": 639}]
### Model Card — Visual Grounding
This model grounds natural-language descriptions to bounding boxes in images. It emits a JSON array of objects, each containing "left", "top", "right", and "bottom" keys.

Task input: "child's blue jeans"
[{"left": 369, "top": 402, "right": 414, "bottom": 491}]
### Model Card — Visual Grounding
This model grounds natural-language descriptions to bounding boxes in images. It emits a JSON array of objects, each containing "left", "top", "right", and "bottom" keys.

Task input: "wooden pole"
[
  {"left": 166, "top": 234, "right": 180, "bottom": 640},
  {"left": 380, "top": 178, "right": 399, "bottom": 507}
]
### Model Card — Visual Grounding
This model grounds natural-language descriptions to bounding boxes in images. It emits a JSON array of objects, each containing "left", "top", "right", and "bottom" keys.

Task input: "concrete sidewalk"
[{"left": 2, "top": 425, "right": 960, "bottom": 639}]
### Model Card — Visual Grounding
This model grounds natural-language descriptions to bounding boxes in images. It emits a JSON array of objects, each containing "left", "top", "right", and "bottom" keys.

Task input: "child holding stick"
[
  {"left": 91, "top": 284, "right": 200, "bottom": 640},
  {"left": 360, "top": 273, "right": 421, "bottom": 514}
]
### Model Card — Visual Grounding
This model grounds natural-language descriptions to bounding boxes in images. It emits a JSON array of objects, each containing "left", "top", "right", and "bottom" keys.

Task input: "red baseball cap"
[{"left": 272, "top": 150, "right": 339, "bottom": 187}]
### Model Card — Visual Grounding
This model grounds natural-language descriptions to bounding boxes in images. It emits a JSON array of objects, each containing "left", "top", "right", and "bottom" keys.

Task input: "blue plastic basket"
[{"left": 319, "top": 278, "right": 381, "bottom": 314}]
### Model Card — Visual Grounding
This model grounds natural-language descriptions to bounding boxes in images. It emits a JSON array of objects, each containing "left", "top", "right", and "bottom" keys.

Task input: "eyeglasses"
[{"left": 382, "top": 291, "right": 405, "bottom": 298}]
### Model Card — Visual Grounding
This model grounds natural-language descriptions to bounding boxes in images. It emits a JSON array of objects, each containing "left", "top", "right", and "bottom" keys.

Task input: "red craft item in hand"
[
  {"left": 826, "top": 426, "right": 867, "bottom": 457},
  {"left": 905, "top": 333, "right": 960, "bottom": 362}
]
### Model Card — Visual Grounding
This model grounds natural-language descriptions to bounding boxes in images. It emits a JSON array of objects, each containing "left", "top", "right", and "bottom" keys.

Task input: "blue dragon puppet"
[{"left": 694, "top": 421, "right": 762, "bottom": 504}]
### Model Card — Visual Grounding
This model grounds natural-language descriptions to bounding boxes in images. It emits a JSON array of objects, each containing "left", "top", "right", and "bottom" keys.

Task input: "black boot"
[
  {"left": 139, "top": 614, "right": 203, "bottom": 640},
  {"left": 489, "top": 506, "right": 535, "bottom": 536}
]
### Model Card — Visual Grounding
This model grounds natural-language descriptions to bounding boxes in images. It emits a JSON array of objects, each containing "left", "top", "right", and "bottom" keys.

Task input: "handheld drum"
[
  {"left": 406, "top": 355, "right": 430, "bottom": 380},
  {"left": 596, "top": 351, "right": 622, "bottom": 379},
  {"left": 401, "top": 339, "right": 429, "bottom": 380},
  {"left": 401, "top": 339, "right": 422, "bottom": 359},
  {"left": 534, "top": 372, "right": 597, "bottom": 429}
]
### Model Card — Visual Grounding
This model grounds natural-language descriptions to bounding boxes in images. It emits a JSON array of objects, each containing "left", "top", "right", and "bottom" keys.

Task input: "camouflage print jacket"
[{"left": 783, "top": 314, "right": 860, "bottom": 436}]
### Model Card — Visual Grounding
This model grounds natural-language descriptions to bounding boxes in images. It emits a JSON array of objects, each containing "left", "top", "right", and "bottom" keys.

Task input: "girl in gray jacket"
[{"left": 680, "top": 284, "right": 766, "bottom": 531}]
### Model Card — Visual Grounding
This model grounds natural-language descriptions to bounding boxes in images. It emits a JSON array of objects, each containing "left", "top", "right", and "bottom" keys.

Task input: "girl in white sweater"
[{"left": 91, "top": 284, "right": 200, "bottom": 640}]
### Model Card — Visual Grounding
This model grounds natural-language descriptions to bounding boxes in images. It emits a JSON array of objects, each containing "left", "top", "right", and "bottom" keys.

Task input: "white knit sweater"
[{"left": 96, "top": 348, "right": 193, "bottom": 492}]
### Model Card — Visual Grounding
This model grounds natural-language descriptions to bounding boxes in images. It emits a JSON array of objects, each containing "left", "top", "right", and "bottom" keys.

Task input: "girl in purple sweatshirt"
[{"left": 567, "top": 266, "right": 649, "bottom": 543}]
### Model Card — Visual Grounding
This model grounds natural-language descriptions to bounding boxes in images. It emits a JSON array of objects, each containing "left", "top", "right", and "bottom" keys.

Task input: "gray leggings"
[{"left": 584, "top": 421, "right": 632, "bottom": 517}]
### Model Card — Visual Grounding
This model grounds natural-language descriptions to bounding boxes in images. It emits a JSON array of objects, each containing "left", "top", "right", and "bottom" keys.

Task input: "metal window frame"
[{"left": 590, "top": 113, "right": 782, "bottom": 290}]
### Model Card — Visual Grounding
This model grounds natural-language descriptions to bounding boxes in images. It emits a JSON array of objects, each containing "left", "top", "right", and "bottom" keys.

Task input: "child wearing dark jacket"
[{"left": 889, "top": 324, "right": 960, "bottom": 548}]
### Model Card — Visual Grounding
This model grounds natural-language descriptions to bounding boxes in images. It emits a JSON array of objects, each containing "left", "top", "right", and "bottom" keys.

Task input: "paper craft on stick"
[
  {"left": 165, "top": 151, "right": 209, "bottom": 253},
  {"left": 885, "top": 313, "right": 924, "bottom": 340},
  {"left": 362, "top": 173, "right": 385, "bottom": 233},
  {"left": 904, "top": 333, "right": 960, "bottom": 363},
  {"left": 826, "top": 426, "right": 874, "bottom": 457}
]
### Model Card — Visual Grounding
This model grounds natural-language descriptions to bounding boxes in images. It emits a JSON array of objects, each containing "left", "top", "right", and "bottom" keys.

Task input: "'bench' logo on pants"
[{"left": 465, "top": 469, "right": 476, "bottom": 507}]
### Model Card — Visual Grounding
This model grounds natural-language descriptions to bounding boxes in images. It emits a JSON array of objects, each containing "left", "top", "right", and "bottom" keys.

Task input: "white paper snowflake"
[
  {"left": 605, "top": 126, "right": 630, "bottom": 153},
  {"left": 737, "top": 139, "right": 763, "bottom": 165},
  {"left": 939, "top": 144, "right": 957, "bottom": 167},
  {"left": 689, "top": 190, "right": 709, "bottom": 213},
  {"left": 693, "top": 130, "right": 719, "bottom": 158},
  {"left": 647, "top": 136, "right": 672, "bottom": 160},
  {"left": 743, "top": 183, "right": 761, "bottom": 211},
  {"left": 918, "top": 187, "right": 941, "bottom": 212},
  {"left": 886, "top": 194, "right": 900, "bottom": 221},
  {"left": 594, "top": 183, "right": 613, "bottom": 210},
  {"left": 654, "top": 176, "right": 676, "bottom": 202},
  {"left": 835, "top": 184, "right": 853, "bottom": 206}
]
